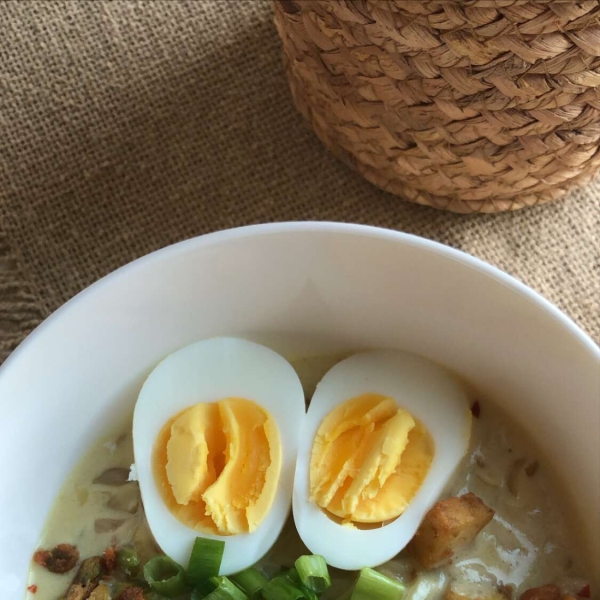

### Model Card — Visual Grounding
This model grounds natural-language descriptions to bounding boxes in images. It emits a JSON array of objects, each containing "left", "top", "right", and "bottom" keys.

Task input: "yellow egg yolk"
[
  {"left": 153, "top": 398, "right": 282, "bottom": 535},
  {"left": 309, "top": 394, "right": 434, "bottom": 524}
]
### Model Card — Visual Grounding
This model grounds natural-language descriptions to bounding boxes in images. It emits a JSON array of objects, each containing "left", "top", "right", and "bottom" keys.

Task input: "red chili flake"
[
  {"left": 103, "top": 546, "right": 117, "bottom": 572},
  {"left": 578, "top": 584, "right": 591, "bottom": 598},
  {"left": 470, "top": 400, "right": 481, "bottom": 418},
  {"left": 27, "top": 585, "right": 38, "bottom": 594}
]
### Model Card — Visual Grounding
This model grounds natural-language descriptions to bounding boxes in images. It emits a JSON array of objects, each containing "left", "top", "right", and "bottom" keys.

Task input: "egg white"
[
  {"left": 292, "top": 350, "right": 472, "bottom": 570},
  {"left": 133, "top": 337, "right": 306, "bottom": 574}
]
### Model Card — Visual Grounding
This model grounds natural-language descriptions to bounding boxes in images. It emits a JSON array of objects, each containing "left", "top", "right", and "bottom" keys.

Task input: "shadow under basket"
[{"left": 274, "top": 0, "right": 600, "bottom": 213}]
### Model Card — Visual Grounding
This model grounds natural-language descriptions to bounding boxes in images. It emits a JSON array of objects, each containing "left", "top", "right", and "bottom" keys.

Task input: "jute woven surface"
[{"left": 0, "top": 0, "right": 598, "bottom": 364}]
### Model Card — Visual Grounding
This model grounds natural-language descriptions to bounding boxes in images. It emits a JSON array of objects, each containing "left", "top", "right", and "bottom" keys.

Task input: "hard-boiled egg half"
[
  {"left": 133, "top": 337, "right": 305, "bottom": 574},
  {"left": 292, "top": 350, "right": 472, "bottom": 570}
]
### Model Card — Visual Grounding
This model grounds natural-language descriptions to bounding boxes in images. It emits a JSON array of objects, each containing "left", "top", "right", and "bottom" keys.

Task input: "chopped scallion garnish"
[
  {"left": 187, "top": 537, "right": 226, "bottom": 584},
  {"left": 230, "top": 568, "right": 268, "bottom": 599},
  {"left": 350, "top": 567, "right": 405, "bottom": 600},
  {"left": 143, "top": 556, "right": 189, "bottom": 598},
  {"left": 192, "top": 576, "right": 248, "bottom": 600},
  {"left": 294, "top": 555, "right": 331, "bottom": 594},
  {"left": 116, "top": 547, "right": 140, "bottom": 573},
  {"left": 284, "top": 569, "right": 317, "bottom": 600},
  {"left": 262, "top": 575, "right": 306, "bottom": 600}
]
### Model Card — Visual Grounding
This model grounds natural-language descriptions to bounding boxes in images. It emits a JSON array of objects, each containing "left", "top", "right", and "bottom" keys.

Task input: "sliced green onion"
[
  {"left": 285, "top": 567, "right": 301, "bottom": 585},
  {"left": 350, "top": 567, "right": 405, "bottom": 600},
  {"left": 284, "top": 569, "right": 317, "bottom": 600},
  {"left": 294, "top": 555, "right": 331, "bottom": 594},
  {"left": 192, "top": 576, "right": 248, "bottom": 600},
  {"left": 230, "top": 568, "right": 268, "bottom": 599},
  {"left": 143, "top": 556, "right": 189, "bottom": 598},
  {"left": 262, "top": 575, "right": 306, "bottom": 600},
  {"left": 116, "top": 547, "right": 140, "bottom": 573},
  {"left": 188, "top": 537, "right": 225, "bottom": 584}
]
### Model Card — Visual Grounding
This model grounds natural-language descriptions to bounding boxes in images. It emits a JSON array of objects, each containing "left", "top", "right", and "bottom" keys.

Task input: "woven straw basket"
[{"left": 274, "top": 1, "right": 600, "bottom": 213}]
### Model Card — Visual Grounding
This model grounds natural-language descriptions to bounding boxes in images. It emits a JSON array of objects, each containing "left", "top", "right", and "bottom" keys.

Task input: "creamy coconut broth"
[{"left": 27, "top": 355, "right": 590, "bottom": 600}]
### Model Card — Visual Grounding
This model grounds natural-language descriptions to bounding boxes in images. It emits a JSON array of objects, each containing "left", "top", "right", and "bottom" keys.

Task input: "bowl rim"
[{"left": 1, "top": 221, "right": 598, "bottom": 379}]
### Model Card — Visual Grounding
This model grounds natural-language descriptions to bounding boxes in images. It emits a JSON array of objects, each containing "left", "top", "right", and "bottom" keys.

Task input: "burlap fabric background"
[{"left": 0, "top": 0, "right": 598, "bottom": 363}]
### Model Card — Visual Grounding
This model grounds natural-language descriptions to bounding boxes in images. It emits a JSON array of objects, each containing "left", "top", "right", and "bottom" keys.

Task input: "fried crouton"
[{"left": 412, "top": 492, "right": 494, "bottom": 568}]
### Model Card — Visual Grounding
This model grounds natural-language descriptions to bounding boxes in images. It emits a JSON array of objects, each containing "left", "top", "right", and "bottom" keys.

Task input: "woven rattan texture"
[{"left": 275, "top": 1, "right": 600, "bottom": 212}]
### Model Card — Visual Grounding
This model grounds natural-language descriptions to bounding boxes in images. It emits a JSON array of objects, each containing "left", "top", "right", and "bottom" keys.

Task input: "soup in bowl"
[{"left": 0, "top": 223, "right": 598, "bottom": 600}]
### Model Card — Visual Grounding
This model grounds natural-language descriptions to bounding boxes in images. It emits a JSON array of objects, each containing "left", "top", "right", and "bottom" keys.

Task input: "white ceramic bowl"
[{"left": 1, "top": 223, "right": 598, "bottom": 597}]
